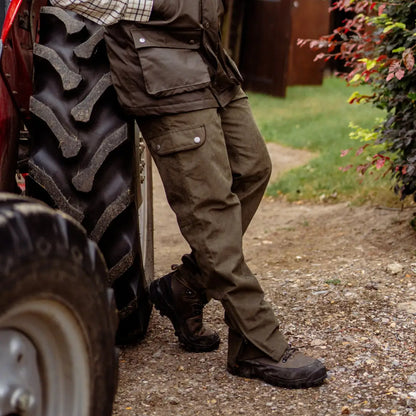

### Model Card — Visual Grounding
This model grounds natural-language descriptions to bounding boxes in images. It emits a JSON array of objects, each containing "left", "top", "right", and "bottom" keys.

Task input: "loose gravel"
[{"left": 113, "top": 153, "right": 416, "bottom": 416}]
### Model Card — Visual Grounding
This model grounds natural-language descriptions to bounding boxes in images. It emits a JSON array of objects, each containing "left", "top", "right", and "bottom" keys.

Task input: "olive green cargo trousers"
[{"left": 138, "top": 95, "right": 288, "bottom": 365}]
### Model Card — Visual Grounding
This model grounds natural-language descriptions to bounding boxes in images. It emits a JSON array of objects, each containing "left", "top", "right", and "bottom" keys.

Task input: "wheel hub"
[{"left": 0, "top": 330, "right": 41, "bottom": 416}]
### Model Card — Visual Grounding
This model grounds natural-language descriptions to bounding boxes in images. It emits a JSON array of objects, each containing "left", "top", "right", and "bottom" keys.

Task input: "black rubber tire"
[
  {"left": 26, "top": 7, "right": 153, "bottom": 344},
  {"left": 0, "top": 193, "right": 117, "bottom": 416}
]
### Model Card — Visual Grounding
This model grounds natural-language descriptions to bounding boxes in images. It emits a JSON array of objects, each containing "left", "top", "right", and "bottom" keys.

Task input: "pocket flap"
[
  {"left": 131, "top": 29, "right": 201, "bottom": 50},
  {"left": 150, "top": 126, "right": 206, "bottom": 156}
]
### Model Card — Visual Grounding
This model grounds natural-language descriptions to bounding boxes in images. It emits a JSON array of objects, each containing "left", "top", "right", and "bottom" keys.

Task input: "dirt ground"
[{"left": 113, "top": 144, "right": 416, "bottom": 416}]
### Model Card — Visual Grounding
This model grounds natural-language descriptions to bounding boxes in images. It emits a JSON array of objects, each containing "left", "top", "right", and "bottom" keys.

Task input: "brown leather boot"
[
  {"left": 227, "top": 334, "right": 327, "bottom": 389},
  {"left": 149, "top": 268, "right": 220, "bottom": 352}
]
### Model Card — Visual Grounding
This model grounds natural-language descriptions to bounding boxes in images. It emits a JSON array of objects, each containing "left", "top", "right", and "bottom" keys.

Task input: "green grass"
[{"left": 248, "top": 77, "right": 400, "bottom": 205}]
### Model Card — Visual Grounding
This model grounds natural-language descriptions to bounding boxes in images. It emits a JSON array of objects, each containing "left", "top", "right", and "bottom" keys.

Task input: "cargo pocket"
[
  {"left": 132, "top": 29, "right": 211, "bottom": 97},
  {"left": 148, "top": 125, "right": 206, "bottom": 156}
]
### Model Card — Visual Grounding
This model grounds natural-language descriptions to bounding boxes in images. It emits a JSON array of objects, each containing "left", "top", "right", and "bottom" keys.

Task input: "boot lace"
[{"left": 281, "top": 345, "right": 298, "bottom": 363}]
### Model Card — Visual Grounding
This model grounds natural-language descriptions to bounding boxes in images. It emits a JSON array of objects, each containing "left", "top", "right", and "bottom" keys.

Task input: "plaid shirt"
[{"left": 50, "top": 0, "right": 153, "bottom": 25}]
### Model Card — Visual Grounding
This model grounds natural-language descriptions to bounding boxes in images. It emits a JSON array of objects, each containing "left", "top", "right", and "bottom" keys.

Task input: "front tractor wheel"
[{"left": 0, "top": 195, "right": 117, "bottom": 416}]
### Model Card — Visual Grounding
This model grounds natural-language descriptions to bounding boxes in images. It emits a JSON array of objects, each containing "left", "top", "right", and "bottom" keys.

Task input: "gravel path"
[{"left": 112, "top": 144, "right": 416, "bottom": 416}]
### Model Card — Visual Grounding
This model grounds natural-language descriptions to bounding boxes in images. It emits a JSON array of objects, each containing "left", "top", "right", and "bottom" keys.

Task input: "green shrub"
[{"left": 300, "top": 0, "right": 416, "bottom": 200}]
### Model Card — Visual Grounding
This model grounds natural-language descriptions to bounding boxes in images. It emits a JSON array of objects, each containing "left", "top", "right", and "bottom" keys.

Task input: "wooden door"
[
  {"left": 287, "top": 0, "right": 330, "bottom": 85},
  {"left": 239, "top": 0, "right": 292, "bottom": 97}
]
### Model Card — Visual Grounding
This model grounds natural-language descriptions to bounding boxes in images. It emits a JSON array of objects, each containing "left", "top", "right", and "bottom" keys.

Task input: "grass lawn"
[{"left": 248, "top": 76, "right": 401, "bottom": 206}]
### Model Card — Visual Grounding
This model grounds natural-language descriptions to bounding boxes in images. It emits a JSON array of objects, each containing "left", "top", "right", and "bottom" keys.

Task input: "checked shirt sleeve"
[{"left": 49, "top": 0, "right": 153, "bottom": 26}]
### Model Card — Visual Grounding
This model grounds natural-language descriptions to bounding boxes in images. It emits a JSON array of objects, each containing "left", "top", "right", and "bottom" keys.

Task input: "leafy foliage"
[{"left": 299, "top": 0, "right": 416, "bottom": 200}]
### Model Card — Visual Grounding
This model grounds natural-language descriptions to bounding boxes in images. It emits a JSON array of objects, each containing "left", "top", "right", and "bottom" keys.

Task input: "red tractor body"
[
  {"left": 0, "top": 0, "right": 45, "bottom": 190},
  {"left": 0, "top": 65, "right": 18, "bottom": 190}
]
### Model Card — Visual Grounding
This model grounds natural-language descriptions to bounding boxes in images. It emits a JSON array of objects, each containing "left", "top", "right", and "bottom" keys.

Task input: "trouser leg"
[
  {"left": 219, "top": 96, "right": 271, "bottom": 234},
  {"left": 138, "top": 106, "right": 287, "bottom": 365},
  {"left": 183, "top": 95, "right": 271, "bottom": 268},
  {"left": 174, "top": 95, "right": 271, "bottom": 292},
  {"left": 219, "top": 96, "right": 281, "bottom": 363}
]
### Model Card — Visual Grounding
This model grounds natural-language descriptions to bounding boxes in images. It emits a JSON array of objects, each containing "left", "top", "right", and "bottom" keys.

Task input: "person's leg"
[
  {"left": 218, "top": 95, "right": 280, "bottom": 365},
  {"left": 219, "top": 96, "right": 271, "bottom": 234},
  {"left": 138, "top": 108, "right": 286, "bottom": 358},
  {"left": 179, "top": 95, "right": 271, "bottom": 285},
  {"left": 138, "top": 108, "right": 326, "bottom": 387}
]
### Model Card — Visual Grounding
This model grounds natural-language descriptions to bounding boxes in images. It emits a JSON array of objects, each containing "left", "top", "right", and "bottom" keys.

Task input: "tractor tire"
[
  {"left": 26, "top": 7, "right": 153, "bottom": 345},
  {"left": 0, "top": 194, "right": 117, "bottom": 416}
]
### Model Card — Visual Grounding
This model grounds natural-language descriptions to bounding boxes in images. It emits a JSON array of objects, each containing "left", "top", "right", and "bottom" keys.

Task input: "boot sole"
[
  {"left": 149, "top": 280, "right": 220, "bottom": 353},
  {"left": 227, "top": 362, "right": 327, "bottom": 389}
]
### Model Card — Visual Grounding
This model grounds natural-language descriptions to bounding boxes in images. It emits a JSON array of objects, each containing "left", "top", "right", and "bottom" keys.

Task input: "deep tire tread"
[
  {"left": 90, "top": 189, "right": 131, "bottom": 242},
  {"left": 27, "top": 9, "right": 152, "bottom": 344},
  {"left": 27, "top": 160, "right": 85, "bottom": 222},
  {"left": 72, "top": 125, "right": 129, "bottom": 193},
  {"left": 33, "top": 43, "right": 82, "bottom": 91},
  {"left": 70, "top": 72, "right": 112, "bottom": 122},
  {"left": 74, "top": 26, "right": 106, "bottom": 59},
  {"left": 40, "top": 6, "right": 86, "bottom": 34},
  {"left": 109, "top": 251, "right": 134, "bottom": 284},
  {"left": 29, "top": 96, "right": 81, "bottom": 158}
]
